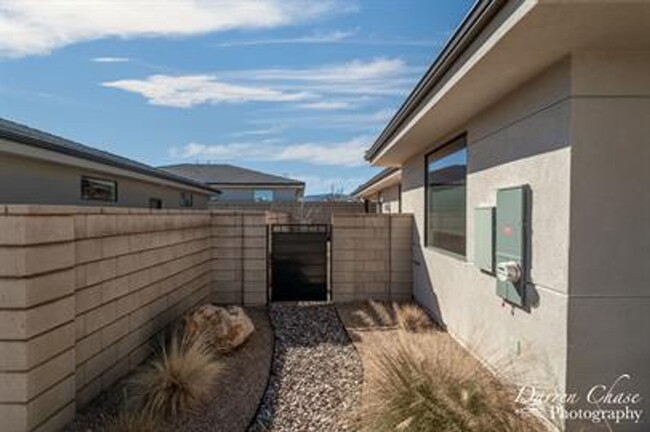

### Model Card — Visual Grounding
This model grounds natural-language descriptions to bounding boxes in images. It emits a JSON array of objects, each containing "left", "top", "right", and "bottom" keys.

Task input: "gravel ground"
[
  {"left": 249, "top": 302, "right": 363, "bottom": 432},
  {"left": 63, "top": 308, "right": 273, "bottom": 432}
]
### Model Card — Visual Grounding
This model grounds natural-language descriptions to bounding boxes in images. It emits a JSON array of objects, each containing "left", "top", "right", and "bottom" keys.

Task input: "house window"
[
  {"left": 81, "top": 176, "right": 117, "bottom": 202},
  {"left": 425, "top": 134, "right": 467, "bottom": 256},
  {"left": 254, "top": 189, "right": 274, "bottom": 202},
  {"left": 149, "top": 198, "right": 163, "bottom": 209},
  {"left": 180, "top": 192, "right": 193, "bottom": 207}
]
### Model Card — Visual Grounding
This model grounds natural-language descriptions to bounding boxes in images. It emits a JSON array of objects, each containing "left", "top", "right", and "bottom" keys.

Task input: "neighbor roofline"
[
  {"left": 365, "top": 0, "right": 506, "bottom": 162},
  {"left": 351, "top": 167, "right": 400, "bottom": 198},
  {"left": 0, "top": 126, "right": 217, "bottom": 194},
  {"left": 158, "top": 163, "right": 304, "bottom": 187},
  {"left": 207, "top": 182, "right": 305, "bottom": 188}
]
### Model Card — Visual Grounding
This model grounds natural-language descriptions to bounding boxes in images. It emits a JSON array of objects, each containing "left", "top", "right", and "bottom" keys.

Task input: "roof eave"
[
  {"left": 0, "top": 129, "right": 216, "bottom": 194},
  {"left": 351, "top": 168, "right": 401, "bottom": 198},
  {"left": 365, "top": 0, "right": 506, "bottom": 163}
]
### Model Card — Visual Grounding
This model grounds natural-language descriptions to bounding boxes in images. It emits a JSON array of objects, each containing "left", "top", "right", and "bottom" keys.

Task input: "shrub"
[
  {"left": 395, "top": 303, "right": 436, "bottom": 333},
  {"left": 351, "top": 301, "right": 436, "bottom": 333},
  {"left": 360, "top": 332, "right": 546, "bottom": 432},
  {"left": 129, "top": 330, "right": 222, "bottom": 421}
]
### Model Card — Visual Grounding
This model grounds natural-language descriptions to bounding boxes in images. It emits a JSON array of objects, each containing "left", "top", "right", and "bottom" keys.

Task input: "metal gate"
[{"left": 270, "top": 224, "right": 329, "bottom": 302}]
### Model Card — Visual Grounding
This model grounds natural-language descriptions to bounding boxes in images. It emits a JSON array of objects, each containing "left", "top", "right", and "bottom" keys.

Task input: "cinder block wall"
[
  {"left": 211, "top": 212, "right": 268, "bottom": 306},
  {"left": 0, "top": 207, "right": 413, "bottom": 431},
  {"left": 331, "top": 214, "right": 413, "bottom": 302},
  {"left": 210, "top": 201, "right": 374, "bottom": 224},
  {"left": 0, "top": 206, "right": 232, "bottom": 432},
  {"left": 72, "top": 208, "right": 213, "bottom": 411}
]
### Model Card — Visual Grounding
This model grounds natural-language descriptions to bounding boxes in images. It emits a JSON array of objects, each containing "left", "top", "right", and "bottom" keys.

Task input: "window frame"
[
  {"left": 80, "top": 175, "right": 118, "bottom": 203},
  {"left": 179, "top": 192, "right": 193, "bottom": 208},
  {"left": 253, "top": 189, "right": 274, "bottom": 202},
  {"left": 149, "top": 198, "right": 163, "bottom": 209},
  {"left": 424, "top": 133, "right": 468, "bottom": 259}
]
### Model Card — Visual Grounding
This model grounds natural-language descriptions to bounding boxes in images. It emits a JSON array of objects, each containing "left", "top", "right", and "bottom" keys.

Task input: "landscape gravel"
[{"left": 249, "top": 302, "right": 363, "bottom": 432}]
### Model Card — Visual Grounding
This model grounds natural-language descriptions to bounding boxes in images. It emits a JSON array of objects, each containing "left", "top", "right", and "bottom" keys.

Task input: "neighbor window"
[
  {"left": 81, "top": 176, "right": 117, "bottom": 202},
  {"left": 180, "top": 192, "right": 193, "bottom": 207},
  {"left": 149, "top": 198, "right": 163, "bottom": 209},
  {"left": 254, "top": 189, "right": 274, "bottom": 202},
  {"left": 425, "top": 135, "right": 467, "bottom": 256}
]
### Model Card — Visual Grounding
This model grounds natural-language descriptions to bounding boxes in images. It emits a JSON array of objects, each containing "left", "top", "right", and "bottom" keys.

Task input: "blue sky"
[{"left": 0, "top": 0, "right": 473, "bottom": 194}]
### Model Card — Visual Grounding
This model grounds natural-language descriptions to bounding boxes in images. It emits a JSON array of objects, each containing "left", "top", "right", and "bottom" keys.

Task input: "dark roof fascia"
[
  {"left": 365, "top": 0, "right": 506, "bottom": 161},
  {"left": 351, "top": 167, "right": 400, "bottom": 197},
  {"left": 0, "top": 127, "right": 217, "bottom": 194},
  {"left": 158, "top": 164, "right": 304, "bottom": 186},
  {"left": 208, "top": 182, "right": 305, "bottom": 187}
]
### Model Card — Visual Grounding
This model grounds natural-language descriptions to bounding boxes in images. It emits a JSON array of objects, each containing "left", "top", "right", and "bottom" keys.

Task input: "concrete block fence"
[
  {"left": 331, "top": 214, "right": 413, "bottom": 302},
  {"left": 211, "top": 212, "right": 269, "bottom": 306},
  {"left": 0, "top": 206, "right": 413, "bottom": 432}
]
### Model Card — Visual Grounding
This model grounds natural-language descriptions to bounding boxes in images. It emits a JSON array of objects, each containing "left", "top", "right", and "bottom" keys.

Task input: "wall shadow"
[{"left": 411, "top": 222, "right": 448, "bottom": 330}]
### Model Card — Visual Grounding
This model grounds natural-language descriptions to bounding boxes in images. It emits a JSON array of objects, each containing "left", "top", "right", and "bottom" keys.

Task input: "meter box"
[
  {"left": 495, "top": 185, "right": 529, "bottom": 307},
  {"left": 474, "top": 207, "right": 495, "bottom": 272}
]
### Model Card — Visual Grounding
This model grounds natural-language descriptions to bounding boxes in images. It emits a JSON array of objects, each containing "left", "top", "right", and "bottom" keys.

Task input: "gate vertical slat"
[{"left": 270, "top": 224, "right": 330, "bottom": 302}]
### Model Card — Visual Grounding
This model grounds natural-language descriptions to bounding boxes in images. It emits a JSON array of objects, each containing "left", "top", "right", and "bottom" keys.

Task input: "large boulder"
[{"left": 184, "top": 304, "right": 255, "bottom": 353}]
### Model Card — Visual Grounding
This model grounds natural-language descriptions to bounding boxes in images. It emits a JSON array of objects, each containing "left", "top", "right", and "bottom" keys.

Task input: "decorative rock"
[
  {"left": 250, "top": 303, "right": 362, "bottom": 432},
  {"left": 185, "top": 304, "right": 255, "bottom": 352},
  {"left": 220, "top": 306, "right": 255, "bottom": 352}
]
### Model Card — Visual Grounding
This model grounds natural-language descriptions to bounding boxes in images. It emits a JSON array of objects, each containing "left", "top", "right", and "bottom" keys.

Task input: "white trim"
[{"left": 355, "top": 170, "right": 402, "bottom": 198}]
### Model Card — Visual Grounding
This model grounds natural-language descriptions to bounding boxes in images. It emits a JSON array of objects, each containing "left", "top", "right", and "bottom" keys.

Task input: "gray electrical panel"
[
  {"left": 474, "top": 207, "right": 495, "bottom": 272},
  {"left": 495, "top": 186, "right": 528, "bottom": 307}
]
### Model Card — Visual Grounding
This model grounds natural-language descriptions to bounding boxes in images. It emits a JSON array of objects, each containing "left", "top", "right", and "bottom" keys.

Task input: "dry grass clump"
[
  {"left": 128, "top": 331, "right": 222, "bottom": 422},
  {"left": 350, "top": 300, "right": 437, "bottom": 333},
  {"left": 395, "top": 303, "right": 436, "bottom": 333},
  {"left": 360, "top": 332, "right": 546, "bottom": 432}
]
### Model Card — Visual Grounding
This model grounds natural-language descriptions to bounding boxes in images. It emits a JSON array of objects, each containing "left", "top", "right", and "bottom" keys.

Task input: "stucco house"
[
  {"left": 159, "top": 163, "right": 305, "bottom": 203},
  {"left": 352, "top": 167, "right": 402, "bottom": 214},
  {"left": 364, "top": 0, "right": 649, "bottom": 430},
  {"left": 0, "top": 118, "right": 215, "bottom": 209}
]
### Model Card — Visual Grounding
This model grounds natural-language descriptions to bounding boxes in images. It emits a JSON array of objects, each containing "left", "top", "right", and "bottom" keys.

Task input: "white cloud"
[
  {"left": 218, "top": 28, "right": 443, "bottom": 48},
  {"left": 218, "top": 29, "right": 356, "bottom": 47},
  {"left": 102, "top": 74, "right": 311, "bottom": 108},
  {"left": 253, "top": 108, "right": 394, "bottom": 129},
  {"left": 103, "top": 58, "right": 416, "bottom": 108},
  {"left": 91, "top": 57, "right": 130, "bottom": 63},
  {"left": 296, "top": 101, "right": 352, "bottom": 110},
  {"left": 230, "top": 126, "right": 285, "bottom": 137},
  {"left": 170, "top": 136, "right": 370, "bottom": 166},
  {"left": 232, "top": 58, "right": 418, "bottom": 97},
  {"left": 0, "top": 0, "right": 354, "bottom": 57},
  {"left": 244, "top": 58, "right": 408, "bottom": 82}
]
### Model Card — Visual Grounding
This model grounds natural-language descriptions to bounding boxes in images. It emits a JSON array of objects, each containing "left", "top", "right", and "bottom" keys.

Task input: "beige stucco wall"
[
  {"left": 0, "top": 151, "right": 210, "bottom": 209},
  {"left": 362, "top": 183, "right": 401, "bottom": 214},
  {"left": 401, "top": 51, "right": 650, "bottom": 430},
  {"left": 565, "top": 51, "right": 650, "bottom": 431},
  {"left": 378, "top": 183, "right": 400, "bottom": 214},
  {"left": 402, "top": 58, "right": 573, "bottom": 397}
]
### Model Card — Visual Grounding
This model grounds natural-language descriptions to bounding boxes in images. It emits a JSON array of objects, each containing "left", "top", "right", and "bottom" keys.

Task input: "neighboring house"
[
  {"left": 0, "top": 118, "right": 214, "bottom": 209},
  {"left": 364, "top": 1, "right": 649, "bottom": 430},
  {"left": 159, "top": 163, "right": 305, "bottom": 203},
  {"left": 352, "top": 167, "right": 401, "bottom": 214}
]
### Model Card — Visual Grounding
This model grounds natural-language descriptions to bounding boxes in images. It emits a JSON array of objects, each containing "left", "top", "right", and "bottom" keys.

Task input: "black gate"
[{"left": 270, "top": 224, "right": 329, "bottom": 302}]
